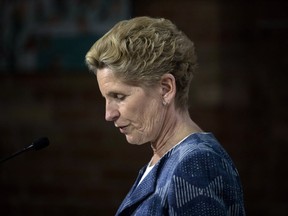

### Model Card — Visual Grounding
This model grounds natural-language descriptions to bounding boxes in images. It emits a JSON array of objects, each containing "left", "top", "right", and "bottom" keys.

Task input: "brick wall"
[
  {"left": 1, "top": 0, "right": 287, "bottom": 215},
  {"left": 218, "top": 2, "right": 288, "bottom": 215}
]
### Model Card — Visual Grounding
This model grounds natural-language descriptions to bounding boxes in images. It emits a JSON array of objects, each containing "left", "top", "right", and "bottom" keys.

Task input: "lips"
[
  {"left": 119, "top": 126, "right": 128, "bottom": 134},
  {"left": 115, "top": 124, "right": 129, "bottom": 133}
]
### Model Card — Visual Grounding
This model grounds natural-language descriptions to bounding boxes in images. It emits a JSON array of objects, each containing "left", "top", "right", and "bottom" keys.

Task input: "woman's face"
[{"left": 96, "top": 68, "right": 167, "bottom": 145}]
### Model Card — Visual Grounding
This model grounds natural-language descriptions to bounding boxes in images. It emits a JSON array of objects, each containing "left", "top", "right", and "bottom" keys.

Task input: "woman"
[{"left": 86, "top": 16, "right": 245, "bottom": 216}]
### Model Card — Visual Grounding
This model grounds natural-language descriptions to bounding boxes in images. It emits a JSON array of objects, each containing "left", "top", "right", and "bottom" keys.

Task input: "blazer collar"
[
  {"left": 116, "top": 159, "right": 164, "bottom": 215},
  {"left": 116, "top": 133, "right": 200, "bottom": 215}
]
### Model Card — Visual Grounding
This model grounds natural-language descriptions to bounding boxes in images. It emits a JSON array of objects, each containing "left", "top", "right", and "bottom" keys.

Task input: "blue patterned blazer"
[{"left": 115, "top": 133, "right": 245, "bottom": 216}]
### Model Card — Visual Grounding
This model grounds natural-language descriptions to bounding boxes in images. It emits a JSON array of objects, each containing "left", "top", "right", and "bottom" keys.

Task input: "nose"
[{"left": 105, "top": 101, "right": 120, "bottom": 122}]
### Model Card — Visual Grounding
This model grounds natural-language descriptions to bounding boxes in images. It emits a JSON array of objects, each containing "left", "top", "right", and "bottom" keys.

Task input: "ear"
[{"left": 160, "top": 73, "right": 176, "bottom": 105}]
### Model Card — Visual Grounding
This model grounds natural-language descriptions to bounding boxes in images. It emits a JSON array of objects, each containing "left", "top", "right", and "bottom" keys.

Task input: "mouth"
[{"left": 117, "top": 125, "right": 128, "bottom": 134}]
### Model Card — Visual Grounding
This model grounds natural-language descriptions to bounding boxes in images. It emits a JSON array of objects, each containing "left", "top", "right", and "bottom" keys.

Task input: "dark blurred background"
[{"left": 0, "top": 0, "right": 287, "bottom": 215}]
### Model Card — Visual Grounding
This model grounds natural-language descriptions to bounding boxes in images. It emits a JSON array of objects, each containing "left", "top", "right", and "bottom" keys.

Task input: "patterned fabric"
[{"left": 115, "top": 133, "right": 245, "bottom": 216}]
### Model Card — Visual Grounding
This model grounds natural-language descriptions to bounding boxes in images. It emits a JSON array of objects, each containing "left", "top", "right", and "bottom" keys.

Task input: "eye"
[{"left": 113, "top": 93, "right": 126, "bottom": 101}]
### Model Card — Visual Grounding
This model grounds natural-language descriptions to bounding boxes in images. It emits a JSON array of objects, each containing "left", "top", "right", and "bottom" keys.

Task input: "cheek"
[{"left": 136, "top": 99, "right": 165, "bottom": 133}]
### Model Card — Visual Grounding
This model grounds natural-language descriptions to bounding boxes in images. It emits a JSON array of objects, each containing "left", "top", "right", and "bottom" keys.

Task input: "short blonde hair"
[{"left": 86, "top": 16, "right": 197, "bottom": 110}]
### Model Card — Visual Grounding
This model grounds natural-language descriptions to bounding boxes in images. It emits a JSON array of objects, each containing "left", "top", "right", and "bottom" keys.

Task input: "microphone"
[{"left": 0, "top": 137, "right": 50, "bottom": 164}]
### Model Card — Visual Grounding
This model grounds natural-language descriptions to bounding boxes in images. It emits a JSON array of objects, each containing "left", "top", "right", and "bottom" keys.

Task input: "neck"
[{"left": 150, "top": 109, "right": 202, "bottom": 166}]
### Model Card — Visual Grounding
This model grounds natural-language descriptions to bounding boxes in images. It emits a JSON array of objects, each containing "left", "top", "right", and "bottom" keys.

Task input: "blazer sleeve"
[{"left": 167, "top": 148, "right": 245, "bottom": 216}]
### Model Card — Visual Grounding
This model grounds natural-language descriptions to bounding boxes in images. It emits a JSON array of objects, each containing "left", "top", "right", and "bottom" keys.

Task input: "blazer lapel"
[
  {"left": 116, "top": 136, "right": 196, "bottom": 215},
  {"left": 116, "top": 162, "right": 161, "bottom": 215}
]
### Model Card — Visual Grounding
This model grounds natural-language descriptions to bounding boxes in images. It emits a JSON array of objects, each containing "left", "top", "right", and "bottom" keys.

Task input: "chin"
[{"left": 125, "top": 135, "right": 147, "bottom": 145}]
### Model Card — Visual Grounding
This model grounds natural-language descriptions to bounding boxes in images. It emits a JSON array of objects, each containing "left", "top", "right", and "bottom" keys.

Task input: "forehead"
[
  {"left": 96, "top": 68, "right": 138, "bottom": 95},
  {"left": 96, "top": 68, "right": 119, "bottom": 85},
  {"left": 96, "top": 68, "right": 158, "bottom": 97}
]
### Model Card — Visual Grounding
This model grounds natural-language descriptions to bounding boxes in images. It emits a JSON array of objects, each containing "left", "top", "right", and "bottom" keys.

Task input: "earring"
[{"left": 162, "top": 100, "right": 167, "bottom": 106}]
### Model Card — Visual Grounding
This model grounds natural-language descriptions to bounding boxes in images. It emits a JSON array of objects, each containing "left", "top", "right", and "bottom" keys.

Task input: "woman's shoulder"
[
  {"left": 172, "top": 132, "right": 223, "bottom": 159},
  {"left": 164, "top": 132, "right": 239, "bottom": 178}
]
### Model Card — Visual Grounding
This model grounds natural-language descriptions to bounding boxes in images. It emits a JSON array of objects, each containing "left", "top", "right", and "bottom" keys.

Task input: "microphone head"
[{"left": 31, "top": 137, "right": 50, "bottom": 150}]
